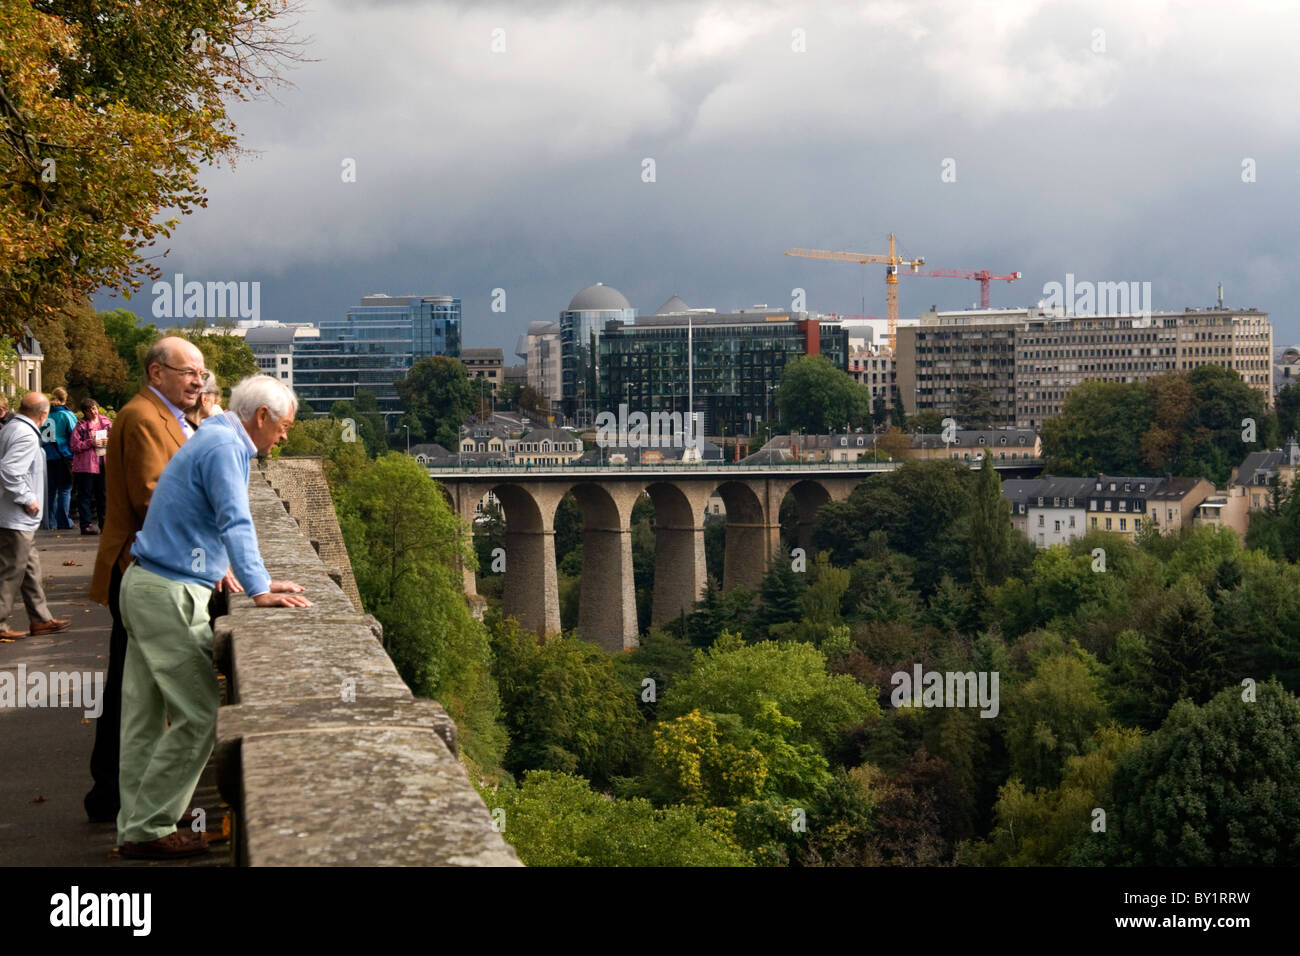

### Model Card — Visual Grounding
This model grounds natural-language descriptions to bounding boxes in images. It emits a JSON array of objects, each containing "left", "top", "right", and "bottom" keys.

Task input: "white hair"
[{"left": 228, "top": 374, "right": 298, "bottom": 422}]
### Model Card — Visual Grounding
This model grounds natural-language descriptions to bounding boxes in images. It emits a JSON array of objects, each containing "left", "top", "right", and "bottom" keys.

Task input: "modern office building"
[
  {"left": 244, "top": 324, "right": 319, "bottom": 388},
  {"left": 896, "top": 306, "right": 1274, "bottom": 428},
  {"left": 516, "top": 321, "right": 563, "bottom": 408},
  {"left": 599, "top": 298, "right": 848, "bottom": 438},
  {"left": 292, "top": 294, "right": 460, "bottom": 423},
  {"left": 559, "top": 283, "right": 637, "bottom": 424}
]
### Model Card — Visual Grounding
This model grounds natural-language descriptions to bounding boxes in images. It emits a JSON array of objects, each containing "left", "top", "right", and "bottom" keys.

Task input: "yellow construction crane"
[{"left": 785, "top": 234, "right": 925, "bottom": 351}]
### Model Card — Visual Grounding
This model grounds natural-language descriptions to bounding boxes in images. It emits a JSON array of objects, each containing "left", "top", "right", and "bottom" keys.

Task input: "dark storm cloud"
[{"left": 96, "top": 1, "right": 1300, "bottom": 352}]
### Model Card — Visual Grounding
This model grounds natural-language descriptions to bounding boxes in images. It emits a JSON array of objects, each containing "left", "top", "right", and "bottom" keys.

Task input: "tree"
[
  {"left": 905, "top": 409, "right": 946, "bottom": 434},
  {"left": 100, "top": 308, "right": 159, "bottom": 404},
  {"left": 813, "top": 461, "right": 974, "bottom": 593},
  {"left": 954, "top": 384, "right": 995, "bottom": 429},
  {"left": 1104, "top": 680, "right": 1300, "bottom": 865},
  {"left": 1275, "top": 383, "right": 1300, "bottom": 443},
  {"left": 661, "top": 632, "right": 878, "bottom": 754},
  {"left": 773, "top": 355, "right": 870, "bottom": 434},
  {"left": 1, "top": 1, "right": 307, "bottom": 336},
  {"left": 335, "top": 453, "right": 505, "bottom": 772},
  {"left": 968, "top": 453, "right": 1011, "bottom": 590},
  {"left": 30, "top": 298, "right": 127, "bottom": 401},
  {"left": 479, "top": 771, "right": 751, "bottom": 867},
  {"left": 1003, "top": 642, "right": 1110, "bottom": 791},
  {"left": 1040, "top": 380, "right": 1151, "bottom": 475},
  {"left": 876, "top": 426, "right": 910, "bottom": 461},
  {"left": 961, "top": 724, "right": 1144, "bottom": 866},
  {"left": 396, "top": 355, "right": 475, "bottom": 449},
  {"left": 517, "top": 385, "right": 549, "bottom": 420},
  {"left": 488, "top": 616, "right": 644, "bottom": 786}
]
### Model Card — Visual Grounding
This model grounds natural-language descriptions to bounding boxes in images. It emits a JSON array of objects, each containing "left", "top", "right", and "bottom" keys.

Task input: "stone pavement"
[{"left": 0, "top": 530, "right": 230, "bottom": 867}]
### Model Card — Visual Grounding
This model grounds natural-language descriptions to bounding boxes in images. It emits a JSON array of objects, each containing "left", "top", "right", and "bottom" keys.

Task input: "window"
[
  {"left": 1038, "top": 515, "right": 1044, "bottom": 527},
  {"left": 1167, "top": 508, "right": 1174, "bottom": 521},
  {"left": 1069, "top": 516, "right": 1076, "bottom": 528},
  {"left": 1105, "top": 517, "right": 1112, "bottom": 530},
  {"left": 1120, "top": 518, "right": 1127, "bottom": 531},
  {"left": 1091, "top": 517, "right": 1098, "bottom": 528},
  {"left": 1054, "top": 520, "right": 1061, "bottom": 532},
  {"left": 1119, "top": 500, "right": 1127, "bottom": 512},
  {"left": 1090, "top": 500, "right": 1098, "bottom": 511},
  {"left": 840, "top": 438, "right": 848, "bottom": 446},
  {"left": 280, "top": 357, "right": 289, "bottom": 365},
  {"left": 1134, "top": 518, "right": 1141, "bottom": 532},
  {"left": 1104, "top": 500, "right": 1112, "bottom": 511}
]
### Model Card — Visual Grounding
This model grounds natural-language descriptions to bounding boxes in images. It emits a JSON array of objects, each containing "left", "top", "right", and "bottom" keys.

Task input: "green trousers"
[{"left": 116, "top": 562, "right": 218, "bottom": 845}]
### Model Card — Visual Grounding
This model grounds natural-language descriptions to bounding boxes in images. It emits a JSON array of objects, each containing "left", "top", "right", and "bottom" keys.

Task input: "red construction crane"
[{"left": 901, "top": 268, "right": 1022, "bottom": 309}]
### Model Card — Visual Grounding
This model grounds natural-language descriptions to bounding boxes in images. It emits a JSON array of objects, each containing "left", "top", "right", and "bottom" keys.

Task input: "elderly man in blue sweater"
[{"left": 116, "top": 375, "right": 312, "bottom": 859}]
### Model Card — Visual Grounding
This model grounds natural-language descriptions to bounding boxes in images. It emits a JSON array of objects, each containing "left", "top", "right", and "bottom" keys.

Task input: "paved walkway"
[{"left": 0, "top": 530, "right": 229, "bottom": 867}]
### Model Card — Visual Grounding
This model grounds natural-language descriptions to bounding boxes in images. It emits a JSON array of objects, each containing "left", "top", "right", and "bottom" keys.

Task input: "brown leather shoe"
[
  {"left": 120, "top": 830, "right": 209, "bottom": 860},
  {"left": 30, "top": 617, "right": 70, "bottom": 635},
  {"left": 0, "top": 629, "right": 25, "bottom": 640}
]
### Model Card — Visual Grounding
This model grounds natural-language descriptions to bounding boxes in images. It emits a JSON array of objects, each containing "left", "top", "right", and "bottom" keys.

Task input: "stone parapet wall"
[
  {"left": 211, "top": 465, "right": 520, "bottom": 866},
  {"left": 262, "top": 457, "right": 364, "bottom": 613}
]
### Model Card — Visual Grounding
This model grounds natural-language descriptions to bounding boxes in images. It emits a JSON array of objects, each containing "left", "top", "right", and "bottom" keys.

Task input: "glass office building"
[
  {"left": 600, "top": 309, "right": 848, "bottom": 438},
  {"left": 293, "top": 294, "right": 461, "bottom": 425},
  {"left": 560, "top": 283, "right": 636, "bottom": 424}
]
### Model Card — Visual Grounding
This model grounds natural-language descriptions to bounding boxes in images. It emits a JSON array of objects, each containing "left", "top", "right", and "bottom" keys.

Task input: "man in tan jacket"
[{"left": 84, "top": 336, "right": 208, "bottom": 823}]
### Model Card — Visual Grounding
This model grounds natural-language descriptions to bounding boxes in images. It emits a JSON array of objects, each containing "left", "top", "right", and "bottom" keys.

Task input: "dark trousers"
[
  {"left": 74, "top": 471, "right": 105, "bottom": 529},
  {"left": 45, "top": 458, "right": 73, "bottom": 530},
  {"left": 84, "top": 563, "right": 126, "bottom": 819}
]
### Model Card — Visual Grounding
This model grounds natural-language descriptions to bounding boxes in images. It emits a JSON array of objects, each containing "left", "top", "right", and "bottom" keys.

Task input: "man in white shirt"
[{"left": 0, "top": 392, "right": 71, "bottom": 638}]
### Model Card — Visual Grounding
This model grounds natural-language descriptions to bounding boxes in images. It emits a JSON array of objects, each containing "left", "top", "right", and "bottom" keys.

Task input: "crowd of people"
[{"left": 0, "top": 337, "right": 312, "bottom": 860}]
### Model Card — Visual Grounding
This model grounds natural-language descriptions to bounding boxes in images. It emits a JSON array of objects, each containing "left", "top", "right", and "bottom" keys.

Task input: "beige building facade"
[{"left": 896, "top": 307, "right": 1274, "bottom": 429}]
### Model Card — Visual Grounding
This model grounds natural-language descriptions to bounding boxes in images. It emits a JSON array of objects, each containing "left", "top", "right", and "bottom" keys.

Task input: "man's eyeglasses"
[{"left": 163, "top": 363, "right": 207, "bottom": 380}]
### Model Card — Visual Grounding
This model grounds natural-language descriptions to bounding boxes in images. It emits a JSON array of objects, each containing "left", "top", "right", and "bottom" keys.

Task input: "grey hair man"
[
  {"left": 0, "top": 393, "right": 71, "bottom": 638},
  {"left": 116, "top": 374, "right": 309, "bottom": 859}
]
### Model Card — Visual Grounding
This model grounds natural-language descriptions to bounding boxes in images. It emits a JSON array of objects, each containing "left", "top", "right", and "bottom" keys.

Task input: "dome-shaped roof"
[
  {"left": 567, "top": 282, "right": 631, "bottom": 312},
  {"left": 655, "top": 294, "right": 690, "bottom": 314}
]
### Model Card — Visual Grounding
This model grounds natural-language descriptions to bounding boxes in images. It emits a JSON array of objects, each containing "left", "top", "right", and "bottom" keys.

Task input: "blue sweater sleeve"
[{"left": 198, "top": 439, "right": 272, "bottom": 596}]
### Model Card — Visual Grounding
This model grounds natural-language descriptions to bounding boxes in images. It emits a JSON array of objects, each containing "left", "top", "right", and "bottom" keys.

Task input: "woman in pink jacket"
[{"left": 70, "top": 397, "right": 111, "bottom": 535}]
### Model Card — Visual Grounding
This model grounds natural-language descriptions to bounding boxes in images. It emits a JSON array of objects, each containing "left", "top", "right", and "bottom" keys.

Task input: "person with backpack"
[{"left": 40, "top": 387, "right": 78, "bottom": 530}]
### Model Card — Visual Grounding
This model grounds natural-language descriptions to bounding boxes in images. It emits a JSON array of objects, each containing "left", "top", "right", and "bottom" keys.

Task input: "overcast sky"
[{"left": 95, "top": 0, "right": 1300, "bottom": 352}]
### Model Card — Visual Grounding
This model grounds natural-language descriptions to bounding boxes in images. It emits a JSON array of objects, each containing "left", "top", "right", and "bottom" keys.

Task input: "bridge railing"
[{"left": 419, "top": 458, "right": 1045, "bottom": 475}]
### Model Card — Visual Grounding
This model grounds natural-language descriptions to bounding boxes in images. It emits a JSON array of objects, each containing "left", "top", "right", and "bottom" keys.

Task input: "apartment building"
[{"left": 896, "top": 306, "right": 1274, "bottom": 429}]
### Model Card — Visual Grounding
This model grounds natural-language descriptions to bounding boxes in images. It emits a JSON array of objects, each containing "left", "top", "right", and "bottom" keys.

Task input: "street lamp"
[{"left": 403, "top": 423, "right": 410, "bottom": 455}]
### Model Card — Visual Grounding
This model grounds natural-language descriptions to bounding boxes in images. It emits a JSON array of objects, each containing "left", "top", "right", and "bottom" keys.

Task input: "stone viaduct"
[{"left": 433, "top": 460, "right": 1043, "bottom": 653}]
